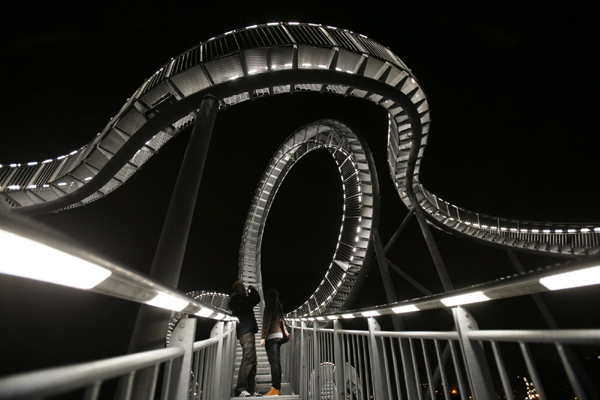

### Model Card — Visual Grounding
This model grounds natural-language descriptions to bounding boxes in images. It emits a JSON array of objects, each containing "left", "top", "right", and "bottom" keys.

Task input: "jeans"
[
  {"left": 236, "top": 332, "right": 257, "bottom": 393},
  {"left": 266, "top": 338, "right": 282, "bottom": 390}
]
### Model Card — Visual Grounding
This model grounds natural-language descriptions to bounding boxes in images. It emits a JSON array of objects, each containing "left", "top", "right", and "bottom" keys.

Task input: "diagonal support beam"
[{"left": 383, "top": 208, "right": 415, "bottom": 254}]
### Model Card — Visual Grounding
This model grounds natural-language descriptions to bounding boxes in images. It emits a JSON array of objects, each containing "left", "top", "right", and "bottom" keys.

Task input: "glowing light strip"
[
  {"left": 146, "top": 292, "right": 189, "bottom": 311},
  {"left": 539, "top": 265, "right": 600, "bottom": 290},
  {"left": 440, "top": 292, "right": 489, "bottom": 307},
  {"left": 392, "top": 305, "right": 419, "bottom": 314},
  {"left": 0, "top": 228, "right": 111, "bottom": 290}
]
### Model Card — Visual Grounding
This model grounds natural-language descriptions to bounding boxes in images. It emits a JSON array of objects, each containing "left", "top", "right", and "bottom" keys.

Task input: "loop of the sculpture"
[{"left": 239, "top": 120, "right": 378, "bottom": 317}]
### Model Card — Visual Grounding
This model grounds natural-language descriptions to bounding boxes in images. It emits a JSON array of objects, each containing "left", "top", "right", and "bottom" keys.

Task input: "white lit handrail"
[
  {"left": 0, "top": 211, "right": 231, "bottom": 320},
  {"left": 288, "top": 259, "right": 600, "bottom": 322}
]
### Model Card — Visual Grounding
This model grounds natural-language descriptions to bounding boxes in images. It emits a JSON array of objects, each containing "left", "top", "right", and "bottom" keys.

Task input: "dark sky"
[{"left": 1, "top": 3, "right": 598, "bottom": 388}]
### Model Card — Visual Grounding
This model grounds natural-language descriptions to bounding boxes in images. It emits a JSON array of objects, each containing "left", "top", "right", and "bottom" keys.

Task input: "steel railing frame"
[
  {"left": 283, "top": 314, "right": 599, "bottom": 400},
  {"left": 0, "top": 320, "right": 237, "bottom": 400}
]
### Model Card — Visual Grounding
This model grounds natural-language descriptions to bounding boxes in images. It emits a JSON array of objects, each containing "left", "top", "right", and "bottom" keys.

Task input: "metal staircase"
[{"left": 231, "top": 306, "right": 299, "bottom": 399}]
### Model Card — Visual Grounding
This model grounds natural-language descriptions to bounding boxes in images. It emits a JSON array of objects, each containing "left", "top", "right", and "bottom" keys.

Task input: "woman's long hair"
[{"left": 265, "top": 289, "right": 283, "bottom": 318}]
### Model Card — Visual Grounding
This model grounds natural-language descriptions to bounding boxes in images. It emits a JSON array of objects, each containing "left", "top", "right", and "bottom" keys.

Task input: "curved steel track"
[{"left": 1, "top": 23, "right": 597, "bottom": 268}]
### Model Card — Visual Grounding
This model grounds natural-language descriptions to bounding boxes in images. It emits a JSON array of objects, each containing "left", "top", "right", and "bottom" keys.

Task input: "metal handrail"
[
  {"left": 375, "top": 330, "right": 459, "bottom": 340},
  {"left": 193, "top": 336, "right": 220, "bottom": 351},
  {"left": 0, "top": 347, "right": 183, "bottom": 400},
  {"left": 468, "top": 329, "right": 600, "bottom": 345}
]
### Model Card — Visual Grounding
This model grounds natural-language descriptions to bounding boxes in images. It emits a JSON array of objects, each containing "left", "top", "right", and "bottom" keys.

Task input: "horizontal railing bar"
[
  {"left": 467, "top": 329, "right": 600, "bottom": 345},
  {"left": 192, "top": 336, "right": 220, "bottom": 351},
  {"left": 337, "top": 329, "right": 369, "bottom": 336},
  {"left": 375, "top": 331, "right": 459, "bottom": 340},
  {"left": 0, "top": 347, "right": 184, "bottom": 400}
]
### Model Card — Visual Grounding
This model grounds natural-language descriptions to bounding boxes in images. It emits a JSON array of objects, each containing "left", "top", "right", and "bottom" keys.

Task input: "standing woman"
[{"left": 261, "top": 289, "right": 284, "bottom": 396}]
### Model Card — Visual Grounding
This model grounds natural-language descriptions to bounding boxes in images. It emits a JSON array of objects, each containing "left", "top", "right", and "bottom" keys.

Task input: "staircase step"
[
  {"left": 233, "top": 374, "right": 272, "bottom": 383},
  {"left": 231, "top": 396, "right": 300, "bottom": 400},
  {"left": 234, "top": 366, "right": 270, "bottom": 375},
  {"left": 232, "top": 382, "right": 294, "bottom": 397}
]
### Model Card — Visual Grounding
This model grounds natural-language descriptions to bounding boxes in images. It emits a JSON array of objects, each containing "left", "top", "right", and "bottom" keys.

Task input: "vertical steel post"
[
  {"left": 367, "top": 318, "right": 390, "bottom": 399},
  {"left": 219, "top": 322, "right": 235, "bottom": 400},
  {"left": 452, "top": 307, "right": 494, "bottom": 400},
  {"left": 313, "top": 323, "right": 320, "bottom": 399},
  {"left": 333, "top": 320, "right": 345, "bottom": 400},
  {"left": 169, "top": 316, "right": 197, "bottom": 400},
  {"left": 300, "top": 322, "right": 307, "bottom": 400}
]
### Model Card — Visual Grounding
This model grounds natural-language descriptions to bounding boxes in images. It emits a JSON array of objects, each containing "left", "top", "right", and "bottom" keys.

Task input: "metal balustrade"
[
  {"left": 0, "top": 319, "right": 236, "bottom": 400},
  {"left": 280, "top": 314, "right": 600, "bottom": 400}
]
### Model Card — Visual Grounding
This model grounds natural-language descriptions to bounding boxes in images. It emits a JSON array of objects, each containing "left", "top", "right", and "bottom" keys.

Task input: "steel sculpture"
[{"left": 1, "top": 22, "right": 597, "bottom": 257}]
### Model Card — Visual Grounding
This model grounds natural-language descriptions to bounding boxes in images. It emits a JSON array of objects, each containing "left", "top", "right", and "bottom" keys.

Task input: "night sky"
[{"left": 1, "top": 3, "right": 598, "bottom": 395}]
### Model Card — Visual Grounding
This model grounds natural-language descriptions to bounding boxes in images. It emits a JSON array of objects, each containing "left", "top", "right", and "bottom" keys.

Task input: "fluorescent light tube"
[
  {"left": 392, "top": 305, "right": 419, "bottom": 314},
  {"left": 342, "top": 314, "right": 355, "bottom": 319},
  {"left": 441, "top": 292, "right": 489, "bottom": 307},
  {"left": 146, "top": 293, "right": 188, "bottom": 311},
  {"left": 0, "top": 229, "right": 111, "bottom": 290},
  {"left": 195, "top": 307, "right": 214, "bottom": 317},
  {"left": 362, "top": 310, "right": 380, "bottom": 317},
  {"left": 539, "top": 266, "right": 600, "bottom": 290}
]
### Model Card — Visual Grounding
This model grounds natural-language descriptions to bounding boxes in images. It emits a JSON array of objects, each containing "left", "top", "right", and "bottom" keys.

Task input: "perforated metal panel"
[
  {"left": 204, "top": 56, "right": 244, "bottom": 84},
  {"left": 170, "top": 65, "right": 211, "bottom": 97}
]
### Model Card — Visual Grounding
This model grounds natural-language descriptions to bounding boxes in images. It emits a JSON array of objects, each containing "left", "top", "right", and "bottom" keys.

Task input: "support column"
[
  {"left": 128, "top": 95, "right": 219, "bottom": 353},
  {"left": 125, "top": 96, "right": 218, "bottom": 399}
]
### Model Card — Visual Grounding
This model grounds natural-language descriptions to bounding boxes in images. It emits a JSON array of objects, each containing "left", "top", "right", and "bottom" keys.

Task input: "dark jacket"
[{"left": 229, "top": 287, "right": 260, "bottom": 338}]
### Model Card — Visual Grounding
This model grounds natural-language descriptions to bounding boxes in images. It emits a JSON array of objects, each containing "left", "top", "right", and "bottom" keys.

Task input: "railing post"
[
  {"left": 220, "top": 322, "right": 235, "bottom": 399},
  {"left": 452, "top": 307, "right": 495, "bottom": 400},
  {"left": 300, "top": 322, "right": 307, "bottom": 400},
  {"left": 169, "top": 316, "right": 197, "bottom": 400},
  {"left": 333, "top": 320, "right": 345, "bottom": 400},
  {"left": 210, "top": 321, "right": 225, "bottom": 400},
  {"left": 313, "top": 323, "right": 320, "bottom": 399},
  {"left": 367, "top": 317, "right": 390, "bottom": 399}
]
